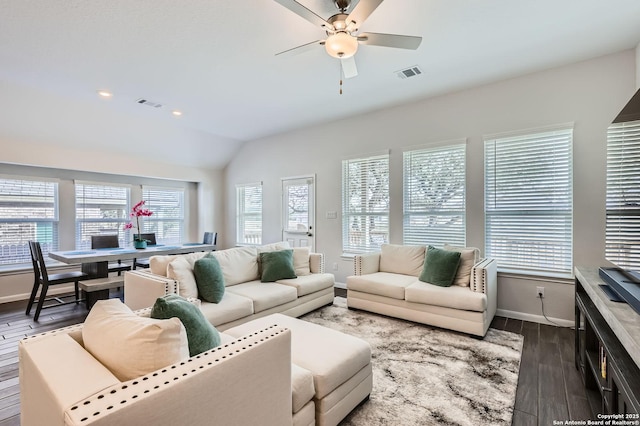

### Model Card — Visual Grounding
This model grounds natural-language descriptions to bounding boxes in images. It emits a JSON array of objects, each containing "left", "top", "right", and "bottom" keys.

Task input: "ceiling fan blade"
[
  {"left": 273, "top": 0, "right": 334, "bottom": 30},
  {"left": 276, "top": 40, "right": 324, "bottom": 56},
  {"left": 345, "top": 0, "right": 384, "bottom": 29},
  {"left": 341, "top": 56, "right": 358, "bottom": 79},
  {"left": 357, "top": 32, "right": 422, "bottom": 50}
]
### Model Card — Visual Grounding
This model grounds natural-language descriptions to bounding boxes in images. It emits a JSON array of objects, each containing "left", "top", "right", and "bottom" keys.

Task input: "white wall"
[{"left": 225, "top": 50, "right": 638, "bottom": 323}]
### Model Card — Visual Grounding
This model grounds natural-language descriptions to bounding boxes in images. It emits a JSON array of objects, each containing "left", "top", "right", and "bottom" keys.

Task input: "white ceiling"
[{"left": 1, "top": 0, "right": 640, "bottom": 168}]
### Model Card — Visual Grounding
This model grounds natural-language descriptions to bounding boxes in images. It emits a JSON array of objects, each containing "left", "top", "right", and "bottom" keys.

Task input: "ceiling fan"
[{"left": 273, "top": 0, "right": 422, "bottom": 79}]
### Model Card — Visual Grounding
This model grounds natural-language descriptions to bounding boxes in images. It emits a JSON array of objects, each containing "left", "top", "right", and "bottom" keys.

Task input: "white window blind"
[
  {"left": 342, "top": 153, "right": 389, "bottom": 253},
  {"left": 403, "top": 144, "right": 466, "bottom": 247},
  {"left": 236, "top": 183, "right": 262, "bottom": 245},
  {"left": 0, "top": 178, "right": 58, "bottom": 265},
  {"left": 75, "top": 183, "right": 130, "bottom": 250},
  {"left": 484, "top": 127, "right": 573, "bottom": 277},
  {"left": 606, "top": 119, "right": 640, "bottom": 269},
  {"left": 142, "top": 187, "right": 185, "bottom": 245}
]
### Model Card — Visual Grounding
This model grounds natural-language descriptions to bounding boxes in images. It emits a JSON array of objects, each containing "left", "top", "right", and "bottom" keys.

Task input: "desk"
[{"left": 49, "top": 243, "right": 215, "bottom": 278}]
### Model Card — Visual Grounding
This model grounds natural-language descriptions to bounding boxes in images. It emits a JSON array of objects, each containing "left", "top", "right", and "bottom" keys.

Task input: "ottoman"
[{"left": 225, "top": 313, "right": 372, "bottom": 426}]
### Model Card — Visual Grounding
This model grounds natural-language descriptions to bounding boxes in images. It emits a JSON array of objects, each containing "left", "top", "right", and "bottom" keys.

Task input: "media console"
[{"left": 575, "top": 267, "right": 640, "bottom": 415}]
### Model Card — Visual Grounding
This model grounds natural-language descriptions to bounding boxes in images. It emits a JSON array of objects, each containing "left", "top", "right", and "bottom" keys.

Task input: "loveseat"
[
  {"left": 346, "top": 244, "right": 497, "bottom": 337},
  {"left": 124, "top": 242, "right": 336, "bottom": 330}
]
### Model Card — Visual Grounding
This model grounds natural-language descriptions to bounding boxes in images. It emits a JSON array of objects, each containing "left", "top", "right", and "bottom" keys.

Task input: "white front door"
[{"left": 282, "top": 175, "right": 315, "bottom": 251}]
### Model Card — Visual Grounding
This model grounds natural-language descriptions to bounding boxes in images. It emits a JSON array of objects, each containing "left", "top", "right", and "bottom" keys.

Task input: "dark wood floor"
[{"left": 0, "top": 289, "right": 594, "bottom": 426}]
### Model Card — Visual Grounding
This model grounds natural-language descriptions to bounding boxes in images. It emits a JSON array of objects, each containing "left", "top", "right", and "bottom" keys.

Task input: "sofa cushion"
[
  {"left": 379, "top": 244, "right": 425, "bottom": 277},
  {"left": 293, "top": 246, "right": 311, "bottom": 276},
  {"left": 257, "top": 241, "right": 291, "bottom": 253},
  {"left": 419, "top": 245, "right": 461, "bottom": 287},
  {"left": 444, "top": 244, "right": 480, "bottom": 287},
  {"left": 82, "top": 299, "right": 189, "bottom": 381},
  {"left": 151, "top": 294, "right": 221, "bottom": 357},
  {"left": 167, "top": 256, "right": 199, "bottom": 299},
  {"left": 193, "top": 253, "right": 225, "bottom": 303},
  {"left": 346, "top": 272, "right": 417, "bottom": 300},
  {"left": 260, "top": 249, "right": 297, "bottom": 282},
  {"left": 226, "top": 282, "right": 298, "bottom": 313},
  {"left": 276, "top": 273, "right": 334, "bottom": 297},
  {"left": 150, "top": 251, "right": 208, "bottom": 277},
  {"left": 292, "top": 364, "right": 315, "bottom": 414},
  {"left": 405, "top": 281, "right": 487, "bottom": 312},
  {"left": 198, "top": 292, "right": 254, "bottom": 327},
  {"left": 211, "top": 246, "right": 259, "bottom": 286}
]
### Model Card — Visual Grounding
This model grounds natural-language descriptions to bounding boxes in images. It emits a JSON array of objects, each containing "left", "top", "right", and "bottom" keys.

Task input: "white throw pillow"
[
  {"left": 167, "top": 256, "right": 199, "bottom": 299},
  {"left": 211, "top": 246, "right": 259, "bottom": 286},
  {"left": 257, "top": 241, "right": 291, "bottom": 253},
  {"left": 292, "top": 246, "right": 311, "bottom": 276},
  {"left": 379, "top": 244, "right": 426, "bottom": 277},
  {"left": 82, "top": 299, "right": 189, "bottom": 381},
  {"left": 149, "top": 254, "right": 178, "bottom": 276},
  {"left": 443, "top": 244, "right": 481, "bottom": 287}
]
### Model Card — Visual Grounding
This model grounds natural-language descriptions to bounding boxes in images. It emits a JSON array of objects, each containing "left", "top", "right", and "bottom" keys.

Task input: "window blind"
[
  {"left": 403, "top": 144, "right": 466, "bottom": 247},
  {"left": 142, "top": 186, "right": 185, "bottom": 245},
  {"left": 606, "top": 119, "right": 640, "bottom": 269},
  {"left": 484, "top": 128, "right": 573, "bottom": 277},
  {"left": 0, "top": 178, "right": 58, "bottom": 265},
  {"left": 342, "top": 153, "right": 389, "bottom": 253},
  {"left": 75, "top": 183, "right": 130, "bottom": 249},
  {"left": 236, "top": 183, "right": 262, "bottom": 245}
]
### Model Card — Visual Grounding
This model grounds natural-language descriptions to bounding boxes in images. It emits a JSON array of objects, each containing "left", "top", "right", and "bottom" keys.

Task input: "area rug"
[{"left": 301, "top": 297, "right": 523, "bottom": 426}]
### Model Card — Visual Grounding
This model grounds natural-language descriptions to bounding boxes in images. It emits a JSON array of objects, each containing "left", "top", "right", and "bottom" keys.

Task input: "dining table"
[{"left": 48, "top": 242, "right": 216, "bottom": 278}]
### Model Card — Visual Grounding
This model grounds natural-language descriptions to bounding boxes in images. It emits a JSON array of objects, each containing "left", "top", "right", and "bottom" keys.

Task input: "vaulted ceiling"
[{"left": 1, "top": 0, "right": 640, "bottom": 169}]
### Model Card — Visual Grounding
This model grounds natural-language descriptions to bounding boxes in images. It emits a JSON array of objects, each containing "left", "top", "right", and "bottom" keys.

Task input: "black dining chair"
[
  {"left": 203, "top": 232, "right": 217, "bottom": 250},
  {"left": 91, "top": 234, "right": 132, "bottom": 275},
  {"left": 26, "top": 241, "right": 88, "bottom": 321},
  {"left": 133, "top": 233, "right": 156, "bottom": 269}
]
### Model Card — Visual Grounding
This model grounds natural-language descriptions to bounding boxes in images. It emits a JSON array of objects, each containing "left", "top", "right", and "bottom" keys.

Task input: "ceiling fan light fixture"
[{"left": 325, "top": 32, "right": 358, "bottom": 58}]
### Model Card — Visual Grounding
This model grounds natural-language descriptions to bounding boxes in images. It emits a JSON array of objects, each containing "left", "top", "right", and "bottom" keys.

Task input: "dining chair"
[
  {"left": 133, "top": 233, "right": 156, "bottom": 269},
  {"left": 26, "top": 241, "right": 88, "bottom": 321},
  {"left": 90, "top": 234, "right": 132, "bottom": 275},
  {"left": 203, "top": 232, "right": 217, "bottom": 250}
]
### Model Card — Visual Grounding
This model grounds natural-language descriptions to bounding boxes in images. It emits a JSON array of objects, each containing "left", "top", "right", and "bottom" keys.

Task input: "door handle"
[{"left": 307, "top": 232, "right": 313, "bottom": 237}]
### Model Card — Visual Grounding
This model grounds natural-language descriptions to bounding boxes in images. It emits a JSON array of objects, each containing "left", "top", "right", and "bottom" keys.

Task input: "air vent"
[
  {"left": 136, "top": 98, "right": 163, "bottom": 108},
  {"left": 395, "top": 66, "right": 423, "bottom": 80}
]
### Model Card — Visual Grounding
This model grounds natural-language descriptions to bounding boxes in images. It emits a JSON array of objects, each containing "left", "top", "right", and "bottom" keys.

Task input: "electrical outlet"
[
  {"left": 537, "top": 286, "right": 545, "bottom": 298},
  {"left": 332, "top": 262, "right": 339, "bottom": 271}
]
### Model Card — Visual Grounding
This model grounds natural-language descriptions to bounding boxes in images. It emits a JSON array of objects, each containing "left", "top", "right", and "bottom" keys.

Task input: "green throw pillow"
[
  {"left": 260, "top": 249, "right": 297, "bottom": 282},
  {"left": 193, "top": 253, "right": 225, "bottom": 303},
  {"left": 151, "top": 294, "right": 220, "bottom": 357},
  {"left": 419, "top": 245, "right": 462, "bottom": 287}
]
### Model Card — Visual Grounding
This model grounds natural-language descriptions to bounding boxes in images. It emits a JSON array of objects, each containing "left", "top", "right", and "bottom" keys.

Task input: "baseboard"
[
  {"left": 334, "top": 282, "right": 347, "bottom": 290},
  {"left": 0, "top": 284, "right": 76, "bottom": 305},
  {"left": 496, "top": 308, "right": 574, "bottom": 328}
]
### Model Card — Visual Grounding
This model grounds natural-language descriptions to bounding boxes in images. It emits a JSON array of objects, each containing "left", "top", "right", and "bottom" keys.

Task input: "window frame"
[
  {"left": 342, "top": 152, "right": 390, "bottom": 255},
  {"left": 403, "top": 142, "right": 467, "bottom": 248},
  {"left": 0, "top": 176, "right": 59, "bottom": 266},
  {"left": 484, "top": 125, "right": 574, "bottom": 278},
  {"left": 236, "top": 182, "right": 263, "bottom": 246}
]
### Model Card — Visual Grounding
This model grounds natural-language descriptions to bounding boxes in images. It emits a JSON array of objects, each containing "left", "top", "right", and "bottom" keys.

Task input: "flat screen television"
[{"left": 601, "top": 87, "right": 640, "bottom": 314}]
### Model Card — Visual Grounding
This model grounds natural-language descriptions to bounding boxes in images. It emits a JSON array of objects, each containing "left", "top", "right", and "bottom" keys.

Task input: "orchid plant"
[{"left": 123, "top": 200, "right": 153, "bottom": 242}]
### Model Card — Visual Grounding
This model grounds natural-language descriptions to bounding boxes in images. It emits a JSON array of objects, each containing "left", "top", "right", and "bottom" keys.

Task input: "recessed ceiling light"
[
  {"left": 97, "top": 90, "right": 113, "bottom": 98},
  {"left": 172, "top": 110, "right": 183, "bottom": 117}
]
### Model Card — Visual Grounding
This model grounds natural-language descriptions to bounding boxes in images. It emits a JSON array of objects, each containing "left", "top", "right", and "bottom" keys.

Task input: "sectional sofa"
[
  {"left": 124, "top": 243, "right": 335, "bottom": 330},
  {"left": 346, "top": 244, "right": 497, "bottom": 337}
]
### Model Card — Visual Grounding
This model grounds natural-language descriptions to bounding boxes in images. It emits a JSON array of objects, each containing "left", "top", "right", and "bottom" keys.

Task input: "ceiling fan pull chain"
[{"left": 339, "top": 63, "right": 343, "bottom": 95}]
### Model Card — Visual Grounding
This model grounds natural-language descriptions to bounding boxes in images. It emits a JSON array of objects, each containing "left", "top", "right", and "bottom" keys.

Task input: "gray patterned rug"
[{"left": 301, "top": 297, "right": 523, "bottom": 426}]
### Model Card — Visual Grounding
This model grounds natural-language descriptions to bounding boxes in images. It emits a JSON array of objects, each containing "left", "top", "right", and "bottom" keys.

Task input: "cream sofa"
[
  {"left": 19, "top": 320, "right": 293, "bottom": 426},
  {"left": 124, "top": 243, "right": 336, "bottom": 331},
  {"left": 346, "top": 244, "right": 497, "bottom": 337}
]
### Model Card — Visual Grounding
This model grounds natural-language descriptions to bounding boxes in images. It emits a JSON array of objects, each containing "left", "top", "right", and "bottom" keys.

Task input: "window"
[
  {"left": 75, "top": 183, "right": 130, "bottom": 249},
  {"left": 0, "top": 178, "right": 58, "bottom": 265},
  {"left": 141, "top": 187, "right": 185, "bottom": 245},
  {"left": 484, "top": 127, "right": 573, "bottom": 277},
  {"left": 403, "top": 143, "right": 466, "bottom": 247},
  {"left": 342, "top": 153, "right": 390, "bottom": 253},
  {"left": 236, "top": 183, "right": 262, "bottom": 245},
  {"left": 606, "top": 119, "right": 640, "bottom": 269}
]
